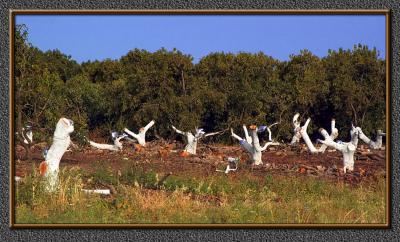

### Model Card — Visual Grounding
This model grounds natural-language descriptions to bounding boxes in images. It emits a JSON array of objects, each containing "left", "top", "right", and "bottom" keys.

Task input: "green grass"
[{"left": 15, "top": 163, "right": 386, "bottom": 224}]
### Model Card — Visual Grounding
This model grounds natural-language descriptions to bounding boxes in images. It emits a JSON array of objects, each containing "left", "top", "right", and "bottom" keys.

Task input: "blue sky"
[{"left": 16, "top": 15, "right": 386, "bottom": 63}]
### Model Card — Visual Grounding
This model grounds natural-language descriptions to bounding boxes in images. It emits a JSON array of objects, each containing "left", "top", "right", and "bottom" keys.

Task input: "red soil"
[{"left": 14, "top": 140, "right": 386, "bottom": 185}]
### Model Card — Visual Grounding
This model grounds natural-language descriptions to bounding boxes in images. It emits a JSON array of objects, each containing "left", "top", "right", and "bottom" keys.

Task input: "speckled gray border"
[{"left": 1, "top": 0, "right": 399, "bottom": 241}]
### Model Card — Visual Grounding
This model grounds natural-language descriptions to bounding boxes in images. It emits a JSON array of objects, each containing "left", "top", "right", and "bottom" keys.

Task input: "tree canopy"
[{"left": 14, "top": 24, "right": 386, "bottom": 145}]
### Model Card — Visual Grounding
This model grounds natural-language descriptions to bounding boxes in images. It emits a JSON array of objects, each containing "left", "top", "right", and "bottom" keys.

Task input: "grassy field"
[{"left": 15, "top": 158, "right": 386, "bottom": 224}]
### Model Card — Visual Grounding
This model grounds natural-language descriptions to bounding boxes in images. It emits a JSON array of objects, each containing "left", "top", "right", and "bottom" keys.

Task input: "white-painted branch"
[
  {"left": 261, "top": 141, "right": 280, "bottom": 151},
  {"left": 318, "top": 119, "right": 339, "bottom": 153},
  {"left": 299, "top": 118, "right": 319, "bottom": 153},
  {"left": 88, "top": 135, "right": 126, "bottom": 151},
  {"left": 242, "top": 125, "right": 252, "bottom": 144},
  {"left": 89, "top": 140, "right": 117, "bottom": 150},
  {"left": 357, "top": 128, "right": 385, "bottom": 149},
  {"left": 230, "top": 128, "right": 243, "bottom": 142},
  {"left": 216, "top": 157, "right": 239, "bottom": 174},
  {"left": 231, "top": 128, "right": 253, "bottom": 153},
  {"left": 123, "top": 128, "right": 139, "bottom": 140},
  {"left": 203, "top": 130, "right": 223, "bottom": 137},
  {"left": 216, "top": 165, "right": 238, "bottom": 174},
  {"left": 124, "top": 120, "right": 155, "bottom": 146},
  {"left": 82, "top": 189, "right": 111, "bottom": 195},
  {"left": 290, "top": 113, "right": 302, "bottom": 145},
  {"left": 43, "top": 118, "right": 74, "bottom": 192},
  {"left": 22, "top": 126, "right": 33, "bottom": 144},
  {"left": 143, "top": 120, "right": 156, "bottom": 132},
  {"left": 171, "top": 125, "right": 185, "bottom": 135},
  {"left": 16, "top": 126, "right": 33, "bottom": 145},
  {"left": 266, "top": 122, "right": 278, "bottom": 142}
]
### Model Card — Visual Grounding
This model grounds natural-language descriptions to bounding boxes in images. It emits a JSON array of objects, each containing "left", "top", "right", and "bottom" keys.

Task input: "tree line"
[{"left": 15, "top": 24, "right": 386, "bottom": 146}]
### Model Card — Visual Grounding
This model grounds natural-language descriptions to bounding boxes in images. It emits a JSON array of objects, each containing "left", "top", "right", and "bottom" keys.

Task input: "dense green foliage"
[{"left": 15, "top": 25, "right": 386, "bottom": 144}]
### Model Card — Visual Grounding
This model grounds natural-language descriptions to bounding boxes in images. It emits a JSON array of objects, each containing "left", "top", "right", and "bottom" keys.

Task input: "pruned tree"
[
  {"left": 293, "top": 113, "right": 338, "bottom": 154},
  {"left": 239, "top": 123, "right": 278, "bottom": 144},
  {"left": 317, "top": 125, "right": 360, "bottom": 173},
  {"left": 39, "top": 118, "right": 74, "bottom": 192},
  {"left": 172, "top": 125, "right": 222, "bottom": 155},
  {"left": 124, "top": 120, "right": 155, "bottom": 146},
  {"left": 294, "top": 113, "right": 361, "bottom": 172},
  {"left": 231, "top": 124, "right": 279, "bottom": 165},
  {"left": 357, "top": 128, "right": 385, "bottom": 149}
]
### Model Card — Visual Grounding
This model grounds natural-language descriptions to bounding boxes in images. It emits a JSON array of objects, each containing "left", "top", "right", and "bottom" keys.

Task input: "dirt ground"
[{"left": 15, "top": 139, "right": 387, "bottom": 186}]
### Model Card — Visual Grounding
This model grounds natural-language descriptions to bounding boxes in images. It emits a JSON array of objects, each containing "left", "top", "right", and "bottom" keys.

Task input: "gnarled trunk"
[
  {"left": 250, "top": 127, "right": 263, "bottom": 165},
  {"left": 231, "top": 125, "right": 279, "bottom": 166},
  {"left": 317, "top": 126, "right": 359, "bottom": 173},
  {"left": 183, "top": 134, "right": 198, "bottom": 155},
  {"left": 173, "top": 125, "right": 221, "bottom": 155}
]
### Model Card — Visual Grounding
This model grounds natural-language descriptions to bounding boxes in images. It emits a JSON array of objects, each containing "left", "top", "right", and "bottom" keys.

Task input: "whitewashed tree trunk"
[
  {"left": 43, "top": 118, "right": 74, "bottom": 192},
  {"left": 317, "top": 126, "right": 360, "bottom": 173},
  {"left": 250, "top": 127, "right": 264, "bottom": 165},
  {"left": 318, "top": 119, "right": 339, "bottom": 153},
  {"left": 357, "top": 128, "right": 385, "bottom": 149},
  {"left": 124, "top": 120, "right": 155, "bottom": 147},
  {"left": 172, "top": 125, "right": 221, "bottom": 155},
  {"left": 172, "top": 126, "right": 198, "bottom": 154},
  {"left": 290, "top": 113, "right": 302, "bottom": 145}
]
